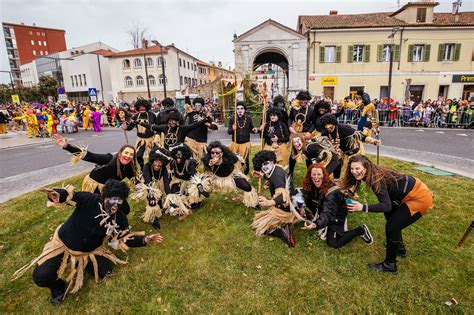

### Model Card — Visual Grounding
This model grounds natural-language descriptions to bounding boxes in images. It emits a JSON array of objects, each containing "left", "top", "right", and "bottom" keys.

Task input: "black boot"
[
  {"left": 50, "top": 284, "right": 66, "bottom": 306},
  {"left": 398, "top": 241, "right": 407, "bottom": 258},
  {"left": 152, "top": 219, "right": 161, "bottom": 230},
  {"left": 197, "top": 184, "right": 210, "bottom": 198},
  {"left": 269, "top": 225, "right": 295, "bottom": 248},
  {"left": 368, "top": 261, "right": 397, "bottom": 274},
  {"left": 191, "top": 202, "right": 203, "bottom": 211}
]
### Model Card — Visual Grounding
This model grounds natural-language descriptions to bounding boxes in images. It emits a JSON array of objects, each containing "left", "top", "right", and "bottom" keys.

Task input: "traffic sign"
[
  {"left": 58, "top": 94, "right": 68, "bottom": 102},
  {"left": 57, "top": 87, "right": 65, "bottom": 94},
  {"left": 88, "top": 88, "right": 97, "bottom": 97},
  {"left": 12, "top": 94, "right": 20, "bottom": 104}
]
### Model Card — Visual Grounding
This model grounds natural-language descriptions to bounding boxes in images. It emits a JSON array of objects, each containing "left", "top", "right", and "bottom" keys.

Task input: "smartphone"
[{"left": 345, "top": 198, "right": 353, "bottom": 204}]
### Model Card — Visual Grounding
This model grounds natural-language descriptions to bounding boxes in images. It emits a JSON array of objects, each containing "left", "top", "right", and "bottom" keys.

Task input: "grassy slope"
[{"left": 0, "top": 156, "right": 473, "bottom": 313}]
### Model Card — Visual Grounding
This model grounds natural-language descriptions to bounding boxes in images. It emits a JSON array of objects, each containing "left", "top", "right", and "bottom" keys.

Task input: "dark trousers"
[
  {"left": 32, "top": 253, "right": 113, "bottom": 298},
  {"left": 234, "top": 177, "right": 252, "bottom": 192},
  {"left": 136, "top": 142, "right": 147, "bottom": 169},
  {"left": 326, "top": 226, "right": 363, "bottom": 249},
  {"left": 384, "top": 204, "right": 421, "bottom": 263}
]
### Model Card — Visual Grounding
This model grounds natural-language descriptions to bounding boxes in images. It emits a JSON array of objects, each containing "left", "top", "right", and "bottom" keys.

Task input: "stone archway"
[{"left": 233, "top": 19, "right": 307, "bottom": 99}]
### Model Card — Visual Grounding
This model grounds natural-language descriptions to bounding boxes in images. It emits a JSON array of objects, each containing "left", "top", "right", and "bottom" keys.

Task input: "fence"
[{"left": 338, "top": 108, "right": 473, "bottom": 129}]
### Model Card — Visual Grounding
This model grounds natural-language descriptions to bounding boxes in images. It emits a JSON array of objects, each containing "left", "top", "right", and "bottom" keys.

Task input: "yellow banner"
[
  {"left": 219, "top": 85, "right": 238, "bottom": 97},
  {"left": 11, "top": 94, "right": 20, "bottom": 104},
  {"left": 321, "top": 77, "right": 338, "bottom": 85}
]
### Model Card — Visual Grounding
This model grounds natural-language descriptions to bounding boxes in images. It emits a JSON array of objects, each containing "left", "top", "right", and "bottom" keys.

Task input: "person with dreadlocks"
[
  {"left": 301, "top": 164, "right": 373, "bottom": 248},
  {"left": 168, "top": 143, "right": 210, "bottom": 211},
  {"left": 122, "top": 99, "right": 157, "bottom": 168},
  {"left": 139, "top": 147, "right": 174, "bottom": 229},
  {"left": 53, "top": 134, "right": 138, "bottom": 211},
  {"left": 319, "top": 113, "right": 380, "bottom": 179},
  {"left": 202, "top": 141, "right": 258, "bottom": 208},
  {"left": 340, "top": 155, "right": 433, "bottom": 274},
  {"left": 184, "top": 96, "right": 219, "bottom": 162},
  {"left": 262, "top": 107, "right": 290, "bottom": 168},
  {"left": 228, "top": 101, "right": 259, "bottom": 175},
  {"left": 268, "top": 95, "right": 289, "bottom": 128},
  {"left": 12, "top": 179, "right": 163, "bottom": 305},
  {"left": 156, "top": 97, "right": 184, "bottom": 125},
  {"left": 304, "top": 136, "right": 340, "bottom": 175},
  {"left": 288, "top": 90, "right": 315, "bottom": 175},
  {"left": 139, "top": 111, "right": 209, "bottom": 150},
  {"left": 251, "top": 150, "right": 296, "bottom": 247}
]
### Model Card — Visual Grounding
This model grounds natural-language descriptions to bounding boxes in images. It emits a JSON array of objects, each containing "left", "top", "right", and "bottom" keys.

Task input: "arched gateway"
[{"left": 233, "top": 19, "right": 307, "bottom": 99}]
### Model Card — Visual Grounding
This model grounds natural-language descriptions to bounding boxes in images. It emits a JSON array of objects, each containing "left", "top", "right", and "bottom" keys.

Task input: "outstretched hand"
[
  {"left": 39, "top": 188, "right": 60, "bottom": 203},
  {"left": 145, "top": 234, "right": 163, "bottom": 244},
  {"left": 52, "top": 134, "right": 68, "bottom": 147}
]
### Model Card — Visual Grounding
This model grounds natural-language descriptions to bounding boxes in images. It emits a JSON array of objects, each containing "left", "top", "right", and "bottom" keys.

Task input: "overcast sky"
[{"left": 0, "top": 0, "right": 468, "bottom": 84}]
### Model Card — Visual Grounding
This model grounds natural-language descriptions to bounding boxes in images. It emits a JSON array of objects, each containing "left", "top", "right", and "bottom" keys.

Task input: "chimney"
[
  {"left": 218, "top": 61, "right": 222, "bottom": 67},
  {"left": 452, "top": 0, "right": 461, "bottom": 22},
  {"left": 329, "top": 10, "right": 338, "bottom": 16}
]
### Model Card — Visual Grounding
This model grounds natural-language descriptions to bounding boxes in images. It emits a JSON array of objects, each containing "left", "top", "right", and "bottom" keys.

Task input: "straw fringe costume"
[
  {"left": 12, "top": 187, "right": 146, "bottom": 301},
  {"left": 262, "top": 120, "right": 290, "bottom": 168},
  {"left": 126, "top": 110, "right": 156, "bottom": 167},
  {"left": 228, "top": 112, "right": 257, "bottom": 175},
  {"left": 203, "top": 142, "right": 258, "bottom": 208},
  {"left": 251, "top": 166, "right": 297, "bottom": 236}
]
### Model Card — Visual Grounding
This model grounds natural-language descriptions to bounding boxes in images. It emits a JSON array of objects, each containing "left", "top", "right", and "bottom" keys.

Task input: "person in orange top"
[{"left": 340, "top": 155, "right": 433, "bottom": 275}]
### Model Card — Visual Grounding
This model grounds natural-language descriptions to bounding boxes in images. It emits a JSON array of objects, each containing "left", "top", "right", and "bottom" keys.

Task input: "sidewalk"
[{"left": 0, "top": 130, "right": 51, "bottom": 149}]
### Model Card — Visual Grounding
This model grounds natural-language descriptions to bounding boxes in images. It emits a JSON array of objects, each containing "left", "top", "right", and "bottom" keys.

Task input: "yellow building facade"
[{"left": 299, "top": 2, "right": 474, "bottom": 102}]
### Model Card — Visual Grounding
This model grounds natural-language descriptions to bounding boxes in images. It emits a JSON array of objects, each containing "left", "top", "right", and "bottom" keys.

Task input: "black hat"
[
  {"left": 136, "top": 99, "right": 151, "bottom": 111},
  {"left": 162, "top": 98, "right": 174, "bottom": 108},
  {"left": 296, "top": 91, "right": 311, "bottom": 101},
  {"left": 148, "top": 147, "right": 171, "bottom": 165},
  {"left": 236, "top": 101, "right": 247, "bottom": 110},
  {"left": 268, "top": 107, "right": 281, "bottom": 119},
  {"left": 167, "top": 111, "right": 181, "bottom": 122}
]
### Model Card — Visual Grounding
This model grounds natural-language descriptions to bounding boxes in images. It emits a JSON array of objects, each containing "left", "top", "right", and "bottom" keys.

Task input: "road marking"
[
  {"left": 38, "top": 145, "right": 55, "bottom": 149},
  {"left": 416, "top": 129, "right": 425, "bottom": 132},
  {"left": 435, "top": 131, "right": 444, "bottom": 134},
  {"left": 457, "top": 134, "right": 468, "bottom": 137}
]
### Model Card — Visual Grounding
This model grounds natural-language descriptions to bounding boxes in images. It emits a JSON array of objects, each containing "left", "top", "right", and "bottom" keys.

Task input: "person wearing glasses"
[{"left": 202, "top": 141, "right": 258, "bottom": 208}]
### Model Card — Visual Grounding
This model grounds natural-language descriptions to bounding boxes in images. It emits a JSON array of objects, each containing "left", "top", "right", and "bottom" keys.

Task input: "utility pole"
[
  {"left": 142, "top": 39, "right": 151, "bottom": 100},
  {"left": 151, "top": 40, "right": 167, "bottom": 98},
  {"left": 96, "top": 54, "right": 105, "bottom": 102},
  {"left": 387, "top": 27, "right": 399, "bottom": 105}
]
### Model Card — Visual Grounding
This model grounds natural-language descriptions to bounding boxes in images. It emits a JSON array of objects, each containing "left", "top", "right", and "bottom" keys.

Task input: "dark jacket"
[
  {"left": 366, "top": 174, "right": 416, "bottom": 213},
  {"left": 228, "top": 114, "right": 255, "bottom": 144}
]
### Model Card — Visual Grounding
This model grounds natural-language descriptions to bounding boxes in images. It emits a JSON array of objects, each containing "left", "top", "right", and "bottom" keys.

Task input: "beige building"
[{"left": 298, "top": 1, "right": 474, "bottom": 102}]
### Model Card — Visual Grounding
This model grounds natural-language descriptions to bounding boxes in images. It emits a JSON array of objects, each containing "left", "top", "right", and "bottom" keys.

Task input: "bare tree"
[{"left": 127, "top": 21, "right": 148, "bottom": 49}]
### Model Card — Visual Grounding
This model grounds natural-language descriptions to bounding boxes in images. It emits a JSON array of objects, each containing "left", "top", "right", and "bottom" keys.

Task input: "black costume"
[
  {"left": 141, "top": 118, "right": 205, "bottom": 150},
  {"left": 303, "top": 185, "right": 371, "bottom": 248},
  {"left": 126, "top": 108, "right": 157, "bottom": 168},
  {"left": 228, "top": 112, "right": 256, "bottom": 174},
  {"left": 304, "top": 139, "right": 340, "bottom": 175},
  {"left": 13, "top": 185, "right": 147, "bottom": 304}
]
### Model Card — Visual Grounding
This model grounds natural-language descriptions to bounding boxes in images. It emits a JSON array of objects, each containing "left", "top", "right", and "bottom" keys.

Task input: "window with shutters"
[
  {"left": 443, "top": 44, "right": 455, "bottom": 61},
  {"left": 324, "top": 46, "right": 336, "bottom": 63},
  {"left": 146, "top": 57, "right": 154, "bottom": 67},
  {"left": 136, "top": 75, "right": 144, "bottom": 86},
  {"left": 125, "top": 76, "right": 133, "bottom": 87},
  {"left": 148, "top": 75, "right": 156, "bottom": 86},
  {"left": 413, "top": 45, "right": 424, "bottom": 62},
  {"left": 133, "top": 58, "right": 142, "bottom": 68},
  {"left": 353, "top": 45, "right": 364, "bottom": 62},
  {"left": 416, "top": 8, "right": 426, "bottom": 23},
  {"left": 382, "top": 45, "right": 391, "bottom": 62}
]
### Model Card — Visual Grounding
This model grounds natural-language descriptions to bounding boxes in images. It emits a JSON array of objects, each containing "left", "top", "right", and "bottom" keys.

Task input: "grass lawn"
[{"left": 0, "top": 155, "right": 473, "bottom": 313}]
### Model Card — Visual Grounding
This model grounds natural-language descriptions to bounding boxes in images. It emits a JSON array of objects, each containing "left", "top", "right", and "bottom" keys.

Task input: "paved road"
[{"left": 0, "top": 126, "right": 472, "bottom": 203}]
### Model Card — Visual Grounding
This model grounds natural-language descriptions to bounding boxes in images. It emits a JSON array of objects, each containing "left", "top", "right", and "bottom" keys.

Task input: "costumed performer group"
[{"left": 13, "top": 91, "right": 433, "bottom": 305}]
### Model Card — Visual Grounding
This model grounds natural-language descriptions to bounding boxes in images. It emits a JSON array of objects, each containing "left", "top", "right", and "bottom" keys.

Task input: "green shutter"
[
  {"left": 364, "top": 45, "right": 370, "bottom": 62},
  {"left": 347, "top": 45, "right": 353, "bottom": 63},
  {"left": 423, "top": 44, "right": 431, "bottom": 62},
  {"left": 336, "top": 46, "right": 341, "bottom": 63},
  {"left": 319, "top": 46, "right": 325, "bottom": 63},
  {"left": 408, "top": 45, "right": 414, "bottom": 62},
  {"left": 377, "top": 45, "right": 383, "bottom": 62},
  {"left": 454, "top": 44, "right": 461, "bottom": 61},
  {"left": 394, "top": 45, "right": 400, "bottom": 62},
  {"left": 437, "top": 44, "right": 445, "bottom": 61}
]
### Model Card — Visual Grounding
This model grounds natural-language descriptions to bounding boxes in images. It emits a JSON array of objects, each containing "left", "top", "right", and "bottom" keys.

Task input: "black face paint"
[{"left": 104, "top": 197, "right": 124, "bottom": 214}]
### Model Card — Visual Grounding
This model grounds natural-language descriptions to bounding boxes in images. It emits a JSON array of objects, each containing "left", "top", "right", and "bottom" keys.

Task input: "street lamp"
[
  {"left": 386, "top": 27, "right": 400, "bottom": 105},
  {"left": 142, "top": 39, "right": 152, "bottom": 100},
  {"left": 151, "top": 40, "right": 167, "bottom": 98}
]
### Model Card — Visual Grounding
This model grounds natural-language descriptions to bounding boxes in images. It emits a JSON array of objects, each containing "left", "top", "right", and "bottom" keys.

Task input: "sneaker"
[
  {"left": 360, "top": 224, "right": 373, "bottom": 245},
  {"left": 50, "top": 292, "right": 65, "bottom": 306},
  {"left": 269, "top": 227, "right": 294, "bottom": 248},
  {"left": 280, "top": 225, "right": 295, "bottom": 248},
  {"left": 398, "top": 242, "right": 407, "bottom": 258},
  {"left": 368, "top": 261, "right": 397, "bottom": 275}
]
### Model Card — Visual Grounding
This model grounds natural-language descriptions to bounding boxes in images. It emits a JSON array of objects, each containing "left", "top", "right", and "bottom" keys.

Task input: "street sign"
[
  {"left": 11, "top": 94, "right": 20, "bottom": 104},
  {"left": 90, "top": 95, "right": 97, "bottom": 102},
  {"left": 57, "top": 87, "right": 65, "bottom": 94},
  {"left": 58, "top": 94, "right": 68, "bottom": 102},
  {"left": 88, "top": 88, "right": 97, "bottom": 96}
]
